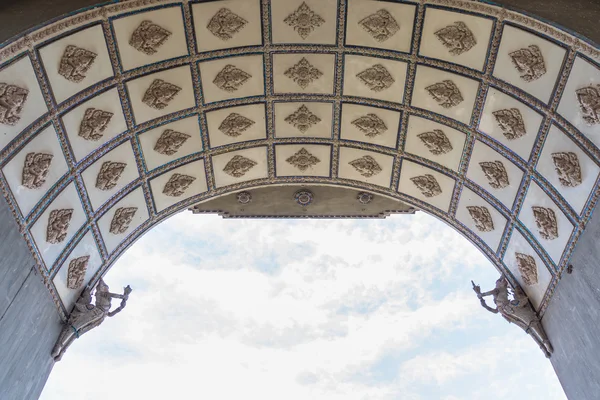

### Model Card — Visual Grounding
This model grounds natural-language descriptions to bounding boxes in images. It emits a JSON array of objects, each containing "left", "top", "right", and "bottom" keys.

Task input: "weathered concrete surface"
[{"left": 543, "top": 206, "right": 600, "bottom": 400}]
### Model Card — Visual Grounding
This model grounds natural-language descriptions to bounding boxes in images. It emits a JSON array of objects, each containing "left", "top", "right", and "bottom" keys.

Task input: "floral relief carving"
[
  {"left": 154, "top": 129, "right": 191, "bottom": 156},
  {"left": 509, "top": 45, "right": 546, "bottom": 82},
  {"left": 493, "top": 108, "right": 527, "bottom": 140},
  {"left": 576, "top": 85, "right": 600, "bottom": 125},
  {"left": 66, "top": 255, "right": 90, "bottom": 290},
  {"left": 351, "top": 114, "right": 387, "bottom": 137},
  {"left": 349, "top": 155, "right": 382, "bottom": 177},
  {"left": 46, "top": 209, "right": 73, "bottom": 244},
  {"left": 218, "top": 113, "right": 255, "bottom": 137},
  {"left": 109, "top": 207, "right": 138, "bottom": 235},
  {"left": 79, "top": 108, "right": 113, "bottom": 141},
  {"left": 515, "top": 252, "right": 539, "bottom": 286},
  {"left": 0, "top": 83, "right": 28, "bottom": 126},
  {"left": 551, "top": 152, "right": 582, "bottom": 188},
  {"left": 358, "top": 9, "right": 400, "bottom": 42},
  {"left": 356, "top": 64, "right": 395, "bottom": 92},
  {"left": 129, "top": 20, "right": 171, "bottom": 55},
  {"left": 207, "top": 8, "right": 248, "bottom": 41},
  {"left": 284, "top": 58, "right": 323, "bottom": 89},
  {"left": 223, "top": 155, "right": 257, "bottom": 178},
  {"left": 479, "top": 161, "right": 510, "bottom": 189},
  {"left": 213, "top": 65, "right": 252, "bottom": 92},
  {"left": 163, "top": 173, "right": 196, "bottom": 197},
  {"left": 285, "top": 104, "right": 321, "bottom": 133},
  {"left": 532, "top": 206, "right": 559, "bottom": 240},
  {"left": 434, "top": 21, "right": 477, "bottom": 55},
  {"left": 286, "top": 148, "right": 320, "bottom": 171},
  {"left": 95, "top": 161, "right": 126, "bottom": 191},
  {"left": 466, "top": 206, "right": 494, "bottom": 232},
  {"left": 284, "top": 2, "right": 325, "bottom": 40},
  {"left": 426, "top": 80, "right": 464, "bottom": 108},
  {"left": 417, "top": 129, "right": 453, "bottom": 155},
  {"left": 142, "top": 79, "right": 181, "bottom": 110},
  {"left": 410, "top": 174, "right": 443, "bottom": 198},
  {"left": 22, "top": 152, "right": 53, "bottom": 189},
  {"left": 58, "top": 45, "right": 97, "bottom": 83}
]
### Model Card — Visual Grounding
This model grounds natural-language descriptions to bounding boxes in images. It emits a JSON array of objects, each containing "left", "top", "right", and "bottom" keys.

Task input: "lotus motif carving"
[
  {"left": 284, "top": 58, "right": 323, "bottom": 89},
  {"left": 509, "top": 45, "right": 546, "bottom": 82},
  {"left": 109, "top": 207, "right": 138, "bottom": 235},
  {"left": 163, "top": 173, "right": 196, "bottom": 197},
  {"left": 142, "top": 79, "right": 181, "bottom": 110},
  {"left": 58, "top": 45, "right": 97, "bottom": 83},
  {"left": 532, "top": 206, "right": 559, "bottom": 240},
  {"left": 466, "top": 206, "right": 494, "bottom": 232},
  {"left": 410, "top": 174, "right": 443, "bottom": 198},
  {"left": 95, "top": 161, "right": 126, "bottom": 191},
  {"left": 129, "top": 20, "right": 171, "bottom": 55},
  {"left": 218, "top": 113, "right": 255, "bottom": 137},
  {"left": 434, "top": 21, "right": 477, "bottom": 55},
  {"left": 493, "top": 108, "right": 527, "bottom": 140},
  {"left": 22, "top": 152, "right": 53, "bottom": 189},
  {"left": 223, "top": 155, "right": 257, "bottom": 178},
  {"left": 284, "top": 2, "right": 325, "bottom": 40},
  {"left": 349, "top": 155, "right": 382, "bottom": 177},
  {"left": 213, "top": 65, "right": 251, "bottom": 92},
  {"left": 417, "top": 129, "right": 453, "bottom": 155},
  {"left": 426, "top": 80, "right": 463, "bottom": 108},
  {"left": 0, "top": 83, "right": 28, "bottom": 126},
  {"left": 515, "top": 253, "right": 538, "bottom": 286},
  {"left": 479, "top": 161, "right": 510, "bottom": 189},
  {"left": 79, "top": 108, "right": 113, "bottom": 141},
  {"left": 351, "top": 114, "right": 387, "bottom": 137},
  {"left": 67, "top": 256, "right": 90, "bottom": 290},
  {"left": 551, "top": 152, "right": 582, "bottom": 188},
  {"left": 154, "top": 129, "right": 191, "bottom": 156},
  {"left": 358, "top": 9, "right": 400, "bottom": 42},
  {"left": 356, "top": 64, "right": 395, "bottom": 92},
  {"left": 46, "top": 208, "right": 73, "bottom": 244},
  {"left": 207, "top": 8, "right": 248, "bottom": 41},
  {"left": 285, "top": 104, "right": 321, "bottom": 133},
  {"left": 286, "top": 148, "right": 320, "bottom": 171},
  {"left": 576, "top": 85, "right": 600, "bottom": 125}
]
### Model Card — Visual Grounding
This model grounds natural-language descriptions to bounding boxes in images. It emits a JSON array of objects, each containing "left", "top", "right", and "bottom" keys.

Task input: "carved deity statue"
[
  {"left": 51, "top": 278, "right": 132, "bottom": 361},
  {"left": 472, "top": 276, "right": 553, "bottom": 358}
]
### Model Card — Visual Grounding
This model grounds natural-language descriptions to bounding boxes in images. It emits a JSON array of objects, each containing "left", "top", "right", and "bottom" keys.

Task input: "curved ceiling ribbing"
[{"left": 0, "top": 0, "right": 598, "bottom": 319}]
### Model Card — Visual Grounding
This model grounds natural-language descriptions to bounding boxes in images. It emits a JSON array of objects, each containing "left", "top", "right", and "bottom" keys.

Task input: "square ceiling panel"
[
  {"left": 342, "top": 55, "right": 407, "bottom": 103},
  {"left": 478, "top": 87, "right": 543, "bottom": 161},
  {"left": 340, "top": 103, "right": 400, "bottom": 148},
  {"left": 338, "top": 146, "right": 394, "bottom": 188},
  {"left": 275, "top": 144, "right": 332, "bottom": 177},
  {"left": 138, "top": 115, "right": 203, "bottom": 171},
  {"left": 345, "top": 0, "right": 416, "bottom": 53},
  {"left": 270, "top": 0, "right": 338, "bottom": 45},
  {"left": 212, "top": 146, "right": 269, "bottom": 188},
  {"left": 61, "top": 88, "right": 127, "bottom": 162},
  {"left": 38, "top": 24, "right": 114, "bottom": 103},
  {"left": 207, "top": 103, "right": 267, "bottom": 147},
  {"left": 199, "top": 55, "right": 265, "bottom": 104},
  {"left": 419, "top": 7, "right": 494, "bottom": 72},
  {"left": 112, "top": 5, "right": 189, "bottom": 71},
  {"left": 494, "top": 25, "right": 567, "bottom": 104},
  {"left": 126, "top": 65, "right": 196, "bottom": 125},
  {"left": 3, "top": 124, "right": 69, "bottom": 217},
  {"left": 404, "top": 115, "right": 466, "bottom": 172},
  {"left": 398, "top": 160, "right": 455, "bottom": 212},
  {"left": 273, "top": 53, "right": 336, "bottom": 95},
  {"left": 411, "top": 65, "right": 480, "bottom": 125},
  {"left": 192, "top": 0, "right": 263, "bottom": 52},
  {"left": 274, "top": 101, "right": 333, "bottom": 139},
  {"left": 150, "top": 159, "right": 207, "bottom": 212}
]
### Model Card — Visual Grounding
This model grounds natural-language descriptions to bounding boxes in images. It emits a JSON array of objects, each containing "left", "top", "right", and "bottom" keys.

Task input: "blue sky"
[{"left": 41, "top": 211, "right": 566, "bottom": 400}]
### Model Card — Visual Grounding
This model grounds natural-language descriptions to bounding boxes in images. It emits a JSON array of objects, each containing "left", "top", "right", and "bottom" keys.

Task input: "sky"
[{"left": 40, "top": 211, "right": 566, "bottom": 400}]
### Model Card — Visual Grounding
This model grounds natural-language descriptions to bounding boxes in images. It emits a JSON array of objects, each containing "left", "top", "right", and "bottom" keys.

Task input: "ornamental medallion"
[
  {"left": 207, "top": 8, "right": 248, "bottom": 41},
  {"left": 223, "top": 155, "right": 257, "bottom": 178},
  {"left": 466, "top": 206, "right": 494, "bottom": 232},
  {"left": 515, "top": 252, "right": 538, "bottom": 286},
  {"left": 351, "top": 114, "right": 387, "bottom": 137},
  {"left": 58, "top": 45, "right": 97, "bottom": 83},
  {"left": 410, "top": 174, "right": 443, "bottom": 198},
  {"left": 576, "top": 85, "right": 600, "bottom": 125},
  {"left": 294, "top": 190, "right": 314, "bottom": 206},
  {"left": 0, "top": 83, "right": 28, "bottom": 126},
  {"left": 426, "top": 80, "right": 463, "bottom": 108},
  {"left": 285, "top": 104, "right": 321, "bottom": 133},
  {"left": 509, "top": 45, "right": 546, "bottom": 82},
  {"left": 79, "top": 108, "right": 113, "bottom": 141},
  {"left": 417, "top": 129, "right": 453, "bottom": 155},
  {"left": 284, "top": 58, "right": 323, "bottom": 89},
  {"left": 154, "top": 129, "right": 191, "bottom": 156},
  {"left": 22, "top": 152, "right": 53, "bottom": 189},
  {"left": 142, "top": 79, "right": 181, "bottom": 110},
  {"left": 95, "top": 161, "right": 126, "bottom": 191},
  {"left": 66, "top": 255, "right": 90, "bottom": 290},
  {"left": 109, "top": 207, "right": 138, "bottom": 235},
  {"left": 532, "top": 206, "right": 559, "bottom": 240},
  {"left": 46, "top": 208, "right": 73, "bottom": 244},
  {"left": 129, "top": 20, "right": 171, "bottom": 55},
  {"left": 237, "top": 191, "right": 252, "bottom": 204},
  {"left": 551, "top": 152, "right": 582, "bottom": 188},
  {"left": 357, "top": 192, "right": 374, "bottom": 205},
  {"left": 359, "top": 9, "right": 400, "bottom": 42},
  {"left": 493, "top": 108, "right": 527, "bottom": 140},
  {"left": 163, "top": 173, "right": 196, "bottom": 197},
  {"left": 284, "top": 2, "right": 325, "bottom": 40},
  {"left": 213, "top": 65, "right": 252, "bottom": 92},
  {"left": 479, "top": 161, "right": 510, "bottom": 189},
  {"left": 349, "top": 155, "right": 382, "bottom": 177},
  {"left": 434, "top": 21, "right": 477, "bottom": 55},
  {"left": 286, "top": 148, "right": 320, "bottom": 171},
  {"left": 218, "top": 113, "right": 255, "bottom": 137},
  {"left": 356, "top": 64, "right": 395, "bottom": 92}
]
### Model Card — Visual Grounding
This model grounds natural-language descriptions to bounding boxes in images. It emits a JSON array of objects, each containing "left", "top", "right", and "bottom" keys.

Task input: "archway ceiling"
[{"left": 0, "top": 0, "right": 598, "bottom": 319}]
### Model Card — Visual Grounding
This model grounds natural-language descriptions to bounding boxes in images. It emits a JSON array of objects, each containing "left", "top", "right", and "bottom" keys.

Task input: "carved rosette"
[
  {"left": 479, "top": 161, "right": 510, "bottom": 189},
  {"left": 551, "top": 152, "right": 582, "bottom": 188},
  {"left": 294, "top": 190, "right": 314, "bottom": 206},
  {"left": 493, "top": 108, "right": 527, "bottom": 140},
  {"left": 46, "top": 209, "right": 74, "bottom": 244},
  {"left": 351, "top": 114, "right": 387, "bottom": 137},
  {"left": 95, "top": 161, "right": 126, "bottom": 191},
  {"left": 109, "top": 207, "right": 138, "bottom": 235},
  {"left": 532, "top": 206, "right": 559, "bottom": 240},
  {"left": 223, "top": 155, "right": 257, "bottom": 178},
  {"left": 213, "top": 65, "right": 251, "bottom": 92},
  {"left": 349, "top": 155, "right": 382, "bottom": 177},
  {"left": 129, "top": 20, "right": 171, "bottom": 55},
  {"left": 218, "top": 113, "right": 255, "bottom": 137},
  {"left": 357, "top": 192, "right": 374, "bottom": 205},
  {"left": 163, "top": 173, "right": 196, "bottom": 197},
  {"left": 236, "top": 191, "right": 252, "bottom": 204},
  {"left": 284, "top": 58, "right": 323, "bottom": 89},
  {"left": 285, "top": 104, "right": 321, "bottom": 133},
  {"left": 410, "top": 174, "right": 443, "bottom": 198},
  {"left": 142, "top": 79, "right": 181, "bottom": 110},
  {"left": 576, "top": 85, "right": 600, "bottom": 125},
  {"left": 154, "top": 129, "right": 191, "bottom": 156},
  {"left": 286, "top": 148, "right": 320, "bottom": 171},
  {"left": 207, "top": 8, "right": 248, "bottom": 41},
  {"left": 79, "top": 108, "right": 113, "bottom": 141},
  {"left": 426, "top": 80, "right": 464, "bottom": 108},
  {"left": 466, "top": 206, "right": 494, "bottom": 232},
  {"left": 417, "top": 129, "right": 453, "bottom": 155},
  {"left": 434, "top": 21, "right": 477, "bottom": 55},
  {"left": 0, "top": 82, "right": 29, "bottom": 126},
  {"left": 515, "top": 253, "right": 539, "bottom": 286},
  {"left": 22, "top": 152, "right": 53, "bottom": 189},
  {"left": 66, "top": 255, "right": 90, "bottom": 290},
  {"left": 358, "top": 9, "right": 400, "bottom": 42},
  {"left": 284, "top": 2, "right": 325, "bottom": 39},
  {"left": 509, "top": 45, "right": 547, "bottom": 82},
  {"left": 356, "top": 64, "right": 395, "bottom": 92},
  {"left": 58, "top": 45, "right": 97, "bottom": 83}
]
